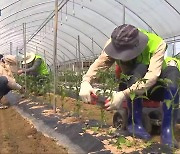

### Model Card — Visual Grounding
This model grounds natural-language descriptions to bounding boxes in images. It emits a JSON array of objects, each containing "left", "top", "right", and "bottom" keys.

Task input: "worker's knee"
[
  {"left": 161, "top": 66, "right": 180, "bottom": 87},
  {"left": 118, "top": 64, "right": 148, "bottom": 91},
  {"left": 0, "top": 76, "right": 8, "bottom": 86},
  {"left": 128, "top": 64, "right": 148, "bottom": 86},
  {"left": 0, "top": 76, "right": 11, "bottom": 97}
]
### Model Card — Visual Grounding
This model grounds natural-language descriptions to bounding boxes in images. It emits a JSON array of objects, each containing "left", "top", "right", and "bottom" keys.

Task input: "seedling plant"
[{"left": 95, "top": 69, "right": 122, "bottom": 127}]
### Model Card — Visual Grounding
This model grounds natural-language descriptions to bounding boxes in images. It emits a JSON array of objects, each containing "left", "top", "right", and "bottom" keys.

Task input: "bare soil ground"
[{"left": 0, "top": 107, "right": 68, "bottom": 154}]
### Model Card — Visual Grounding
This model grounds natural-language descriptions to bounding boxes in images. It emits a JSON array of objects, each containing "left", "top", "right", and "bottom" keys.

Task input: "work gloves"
[
  {"left": 105, "top": 91, "right": 126, "bottom": 110},
  {"left": 79, "top": 81, "right": 127, "bottom": 111},
  {"left": 79, "top": 81, "right": 95, "bottom": 103}
]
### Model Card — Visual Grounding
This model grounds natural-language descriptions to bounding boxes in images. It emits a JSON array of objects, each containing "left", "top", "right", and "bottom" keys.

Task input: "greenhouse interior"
[{"left": 0, "top": 0, "right": 180, "bottom": 153}]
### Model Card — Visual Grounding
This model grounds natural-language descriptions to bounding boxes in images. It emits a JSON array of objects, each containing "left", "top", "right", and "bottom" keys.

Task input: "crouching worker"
[
  {"left": 18, "top": 52, "right": 49, "bottom": 95},
  {"left": 18, "top": 52, "right": 49, "bottom": 77},
  {"left": 79, "top": 24, "right": 180, "bottom": 148},
  {"left": 0, "top": 54, "right": 25, "bottom": 109}
]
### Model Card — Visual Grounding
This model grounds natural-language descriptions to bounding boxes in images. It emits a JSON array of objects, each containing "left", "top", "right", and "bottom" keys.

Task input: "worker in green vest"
[
  {"left": 18, "top": 52, "right": 49, "bottom": 76},
  {"left": 79, "top": 24, "right": 179, "bottom": 148},
  {"left": 18, "top": 52, "right": 49, "bottom": 95}
]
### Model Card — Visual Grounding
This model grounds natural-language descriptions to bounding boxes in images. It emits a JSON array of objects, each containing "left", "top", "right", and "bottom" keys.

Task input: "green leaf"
[
  {"left": 107, "top": 129, "right": 116, "bottom": 135},
  {"left": 136, "top": 95, "right": 149, "bottom": 100},
  {"left": 129, "top": 91, "right": 136, "bottom": 101},
  {"left": 163, "top": 78, "right": 173, "bottom": 84},
  {"left": 145, "top": 141, "right": 152, "bottom": 147},
  {"left": 158, "top": 78, "right": 173, "bottom": 85},
  {"left": 141, "top": 78, "right": 148, "bottom": 83},
  {"left": 120, "top": 73, "right": 132, "bottom": 81},
  {"left": 91, "top": 127, "right": 99, "bottom": 132},
  {"left": 150, "top": 85, "right": 163, "bottom": 95},
  {"left": 125, "top": 140, "right": 132, "bottom": 147},
  {"left": 82, "top": 127, "right": 87, "bottom": 131},
  {"left": 117, "top": 136, "right": 126, "bottom": 144},
  {"left": 164, "top": 99, "right": 172, "bottom": 109}
]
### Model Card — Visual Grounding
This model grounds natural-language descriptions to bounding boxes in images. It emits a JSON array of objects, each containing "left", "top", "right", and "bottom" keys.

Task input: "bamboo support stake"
[
  {"left": 122, "top": 5, "right": 125, "bottom": 24},
  {"left": 53, "top": 0, "right": 59, "bottom": 113},
  {"left": 75, "top": 43, "right": 78, "bottom": 71},
  {"left": 36, "top": 46, "right": 38, "bottom": 54},
  {"left": 63, "top": 54, "right": 65, "bottom": 71},
  {"left": 44, "top": 49, "right": 47, "bottom": 64},
  {"left": 10, "top": 42, "right": 12, "bottom": 55},
  {"left": 173, "top": 37, "right": 176, "bottom": 56},
  {"left": 78, "top": 35, "right": 81, "bottom": 71},
  {"left": 23, "top": 23, "right": 27, "bottom": 93},
  {"left": 16, "top": 47, "right": 19, "bottom": 71},
  {"left": 73, "top": 0, "right": 75, "bottom": 15},
  {"left": 91, "top": 37, "right": 95, "bottom": 58}
]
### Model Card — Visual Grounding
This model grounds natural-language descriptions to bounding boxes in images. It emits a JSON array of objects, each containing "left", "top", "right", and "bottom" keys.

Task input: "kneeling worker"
[
  {"left": 0, "top": 54, "right": 24, "bottom": 109},
  {"left": 18, "top": 52, "right": 49, "bottom": 76}
]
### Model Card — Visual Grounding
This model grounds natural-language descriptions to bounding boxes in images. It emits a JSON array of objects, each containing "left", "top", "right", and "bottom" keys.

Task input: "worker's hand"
[
  {"left": 79, "top": 81, "right": 95, "bottom": 103},
  {"left": 18, "top": 70, "right": 24, "bottom": 75},
  {"left": 105, "top": 91, "right": 126, "bottom": 110}
]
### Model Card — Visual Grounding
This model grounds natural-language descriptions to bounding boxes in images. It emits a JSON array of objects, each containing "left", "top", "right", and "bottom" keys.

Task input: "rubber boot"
[
  {"left": 161, "top": 87, "right": 179, "bottom": 148},
  {"left": 127, "top": 98, "right": 151, "bottom": 140}
]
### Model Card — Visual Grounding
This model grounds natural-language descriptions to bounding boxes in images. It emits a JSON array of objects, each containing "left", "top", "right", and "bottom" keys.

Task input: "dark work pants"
[
  {"left": 119, "top": 64, "right": 180, "bottom": 101},
  {"left": 0, "top": 76, "right": 11, "bottom": 99}
]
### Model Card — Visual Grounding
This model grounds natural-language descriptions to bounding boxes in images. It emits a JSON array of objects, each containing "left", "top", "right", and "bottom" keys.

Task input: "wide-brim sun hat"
[
  {"left": 4, "top": 55, "right": 17, "bottom": 65},
  {"left": 21, "top": 52, "right": 35, "bottom": 64},
  {"left": 104, "top": 24, "right": 148, "bottom": 61},
  {"left": 4, "top": 55, "right": 18, "bottom": 73}
]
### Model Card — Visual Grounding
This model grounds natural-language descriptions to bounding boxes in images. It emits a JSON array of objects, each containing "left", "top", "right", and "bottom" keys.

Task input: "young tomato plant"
[
  {"left": 120, "top": 73, "right": 149, "bottom": 148},
  {"left": 58, "top": 85, "right": 67, "bottom": 112},
  {"left": 69, "top": 71, "right": 83, "bottom": 116},
  {"left": 96, "top": 69, "right": 119, "bottom": 127}
]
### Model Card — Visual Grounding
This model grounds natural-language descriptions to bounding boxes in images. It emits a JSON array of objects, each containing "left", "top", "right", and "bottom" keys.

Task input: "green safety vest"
[
  {"left": 35, "top": 55, "right": 49, "bottom": 75},
  {"left": 116, "top": 29, "right": 180, "bottom": 74},
  {"left": 136, "top": 29, "right": 163, "bottom": 65},
  {"left": 163, "top": 57, "right": 180, "bottom": 71}
]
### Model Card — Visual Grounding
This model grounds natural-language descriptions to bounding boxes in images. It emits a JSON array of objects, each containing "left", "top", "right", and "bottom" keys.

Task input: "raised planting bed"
[{"left": 6, "top": 92, "right": 180, "bottom": 153}]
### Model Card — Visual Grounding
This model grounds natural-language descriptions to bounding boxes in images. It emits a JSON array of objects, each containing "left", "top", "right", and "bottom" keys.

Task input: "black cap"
[{"left": 104, "top": 24, "right": 148, "bottom": 61}]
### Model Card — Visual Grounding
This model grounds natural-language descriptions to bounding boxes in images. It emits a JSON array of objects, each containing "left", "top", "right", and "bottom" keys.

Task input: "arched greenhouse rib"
[{"left": 1, "top": 0, "right": 180, "bottom": 72}]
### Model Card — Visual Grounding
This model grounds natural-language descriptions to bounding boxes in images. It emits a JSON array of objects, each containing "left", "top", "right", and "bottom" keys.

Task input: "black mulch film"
[{"left": 6, "top": 92, "right": 177, "bottom": 154}]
